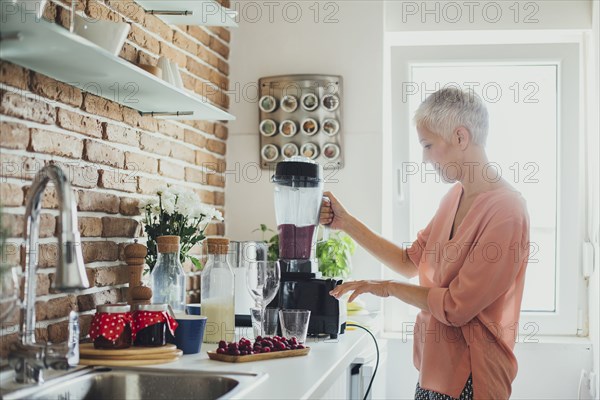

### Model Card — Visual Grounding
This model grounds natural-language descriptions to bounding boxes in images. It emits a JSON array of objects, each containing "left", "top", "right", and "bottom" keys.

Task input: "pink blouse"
[{"left": 408, "top": 183, "right": 530, "bottom": 399}]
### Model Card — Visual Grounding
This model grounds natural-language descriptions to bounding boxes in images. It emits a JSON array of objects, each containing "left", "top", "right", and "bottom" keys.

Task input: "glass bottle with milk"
[{"left": 201, "top": 238, "right": 235, "bottom": 343}]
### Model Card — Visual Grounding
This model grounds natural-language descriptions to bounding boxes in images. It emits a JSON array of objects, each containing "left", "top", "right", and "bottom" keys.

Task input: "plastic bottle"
[{"left": 201, "top": 238, "right": 235, "bottom": 343}]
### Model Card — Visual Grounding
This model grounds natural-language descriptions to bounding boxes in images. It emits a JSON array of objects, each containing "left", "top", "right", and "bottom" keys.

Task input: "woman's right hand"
[{"left": 320, "top": 191, "right": 351, "bottom": 231}]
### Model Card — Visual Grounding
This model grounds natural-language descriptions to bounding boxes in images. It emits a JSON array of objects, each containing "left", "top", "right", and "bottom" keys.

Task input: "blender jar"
[{"left": 272, "top": 157, "right": 323, "bottom": 262}]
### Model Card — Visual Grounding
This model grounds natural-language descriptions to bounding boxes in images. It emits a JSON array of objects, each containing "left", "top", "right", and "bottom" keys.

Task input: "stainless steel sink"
[{"left": 2, "top": 367, "right": 267, "bottom": 399}]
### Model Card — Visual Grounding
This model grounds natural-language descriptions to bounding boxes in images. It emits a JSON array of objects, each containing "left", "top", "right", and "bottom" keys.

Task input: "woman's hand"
[
  {"left": 320, "top": 191, "right": 351, "bottom": 231},
  {"left": 329, "top": 280, "right": 392, "bottom": 303},
  {"left": 331, "top": 280, "right": 431, "bottom": 311}
]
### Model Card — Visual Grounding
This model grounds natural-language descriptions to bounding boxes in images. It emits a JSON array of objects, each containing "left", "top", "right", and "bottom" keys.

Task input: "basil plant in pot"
[
  {"left": 315, "top": 230, "right": 356, "bottom": 279},
  {"left": 255, "top": 224, "right": 356, "bottom": 278}
]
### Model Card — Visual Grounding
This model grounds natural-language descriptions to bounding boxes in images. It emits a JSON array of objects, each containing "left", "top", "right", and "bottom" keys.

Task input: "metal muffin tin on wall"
[{"left": 258, "top": 74, "right": 344, "bottom": 170}]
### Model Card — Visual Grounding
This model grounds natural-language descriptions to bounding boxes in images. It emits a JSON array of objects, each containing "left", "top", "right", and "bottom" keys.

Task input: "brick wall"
[{"left": 0, "top": 0, "right": 230, "bottom": 359}]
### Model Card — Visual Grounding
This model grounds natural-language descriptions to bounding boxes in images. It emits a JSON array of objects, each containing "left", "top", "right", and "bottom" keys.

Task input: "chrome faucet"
[{"left": 9, "top": 165, "right": 89, "bottom": 384}]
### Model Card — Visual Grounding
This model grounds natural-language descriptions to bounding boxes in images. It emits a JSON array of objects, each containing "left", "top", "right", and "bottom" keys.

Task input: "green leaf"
[{"left": 190, "top": 257, "right": 203, "bottom": 271}]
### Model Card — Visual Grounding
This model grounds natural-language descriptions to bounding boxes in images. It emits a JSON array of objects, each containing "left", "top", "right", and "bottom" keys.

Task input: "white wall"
[
  {"left": 385, "top": 0, "right": 592, "bottom": 32},
  {"left": 226, "top": 1, "right": 385, "bottom": 309},
  {"left": 225, "top": 0, "right": 598, "bottom": 398}
]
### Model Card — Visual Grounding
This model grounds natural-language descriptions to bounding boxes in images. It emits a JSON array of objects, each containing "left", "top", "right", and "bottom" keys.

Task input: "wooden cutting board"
[
  {"left": 79, "top": 343, "right": 181, "bottom": 366},
  {"left": 79, "top": 355, "right": 181, "bottom": 367},
  {"left": 207, "top": 347, "right": 310, "bottom": 363},
  {"left": 80, "top": 343, "right": 177, "bottom": 356},
  {"left": 83, "top": 350, "right": 183, "bottom": 361}
]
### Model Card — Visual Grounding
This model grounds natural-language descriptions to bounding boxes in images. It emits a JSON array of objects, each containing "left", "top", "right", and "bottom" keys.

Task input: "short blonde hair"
[{"left": 414, "top": 87, "right": 489, "bottom": 146}]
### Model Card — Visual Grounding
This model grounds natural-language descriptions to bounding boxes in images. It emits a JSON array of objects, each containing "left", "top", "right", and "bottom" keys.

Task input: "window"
[
  {"left": 408, "top": 64, "right": 558, "bottom": 312},
  {"left": 385, "top": 40, "right": 584, "bottom": 336}
]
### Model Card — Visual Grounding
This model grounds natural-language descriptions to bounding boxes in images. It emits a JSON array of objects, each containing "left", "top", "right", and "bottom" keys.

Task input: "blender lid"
[{"left": 271, "top": 156, "right": 322, "bottom": 186}]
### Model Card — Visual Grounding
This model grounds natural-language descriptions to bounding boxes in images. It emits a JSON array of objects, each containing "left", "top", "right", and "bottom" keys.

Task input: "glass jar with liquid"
[{"left": 201, "top": 238, "right": 235, "bottom": 343}]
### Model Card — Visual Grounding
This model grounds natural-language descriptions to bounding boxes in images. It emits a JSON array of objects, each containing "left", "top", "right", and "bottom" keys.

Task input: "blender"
[{"left": 270, "top": 156, "right": 346, "bottom": 338}]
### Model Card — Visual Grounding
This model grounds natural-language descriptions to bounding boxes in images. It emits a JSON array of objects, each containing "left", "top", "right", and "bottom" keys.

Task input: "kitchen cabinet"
[{"left": 318, "top": 338, "right": 388, "bottom": 400}]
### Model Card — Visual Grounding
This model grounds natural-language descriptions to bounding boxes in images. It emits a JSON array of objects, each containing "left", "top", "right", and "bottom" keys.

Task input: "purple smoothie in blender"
[
  {"left": 269, "top": 156, "right": 345, "bottom": 339},
  {"left": 278, "top": 224, "right": 316, "bottom": 259}
]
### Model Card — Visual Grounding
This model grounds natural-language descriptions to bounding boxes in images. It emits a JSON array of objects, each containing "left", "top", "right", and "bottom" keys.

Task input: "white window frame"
[{"left": 382, "top": 31, "right": 587, "bottom": 337}]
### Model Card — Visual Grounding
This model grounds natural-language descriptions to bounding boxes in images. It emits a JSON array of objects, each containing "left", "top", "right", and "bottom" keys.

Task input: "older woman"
[{"left": 322, "top": 88, "right": 530, "bottom": 399}]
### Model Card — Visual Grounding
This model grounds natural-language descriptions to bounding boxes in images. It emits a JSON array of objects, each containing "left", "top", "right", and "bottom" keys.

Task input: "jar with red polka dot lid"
[
  {"left": 90, "top": 304, "right": 132, "bottom": 349},
  {"left": 132, "top": 304, "right": 178, "bottom": 347}
]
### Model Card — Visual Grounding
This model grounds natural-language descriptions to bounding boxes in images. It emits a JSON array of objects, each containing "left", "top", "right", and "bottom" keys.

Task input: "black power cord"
[{"left": 346, "top": 323, "right": 379, "bottom": 400}]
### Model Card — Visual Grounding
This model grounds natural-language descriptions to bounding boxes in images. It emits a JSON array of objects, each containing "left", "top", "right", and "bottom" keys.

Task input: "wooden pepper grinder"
[{"left": 124, "top": 240, "right": 152, "bottom": 306}]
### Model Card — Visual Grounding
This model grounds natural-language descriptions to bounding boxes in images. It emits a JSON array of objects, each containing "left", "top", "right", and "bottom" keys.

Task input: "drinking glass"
[
  {"left": 246, "top": 260, "right": 280, "bottom": 336},
  {"left": 279, "top": 309, "right": 311, "bottom": 343},
  {"left": 250, "top": 307, "right": 279, "bottom": 338}
]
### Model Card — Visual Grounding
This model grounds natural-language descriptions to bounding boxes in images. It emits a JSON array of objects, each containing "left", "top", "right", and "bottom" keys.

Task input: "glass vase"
[{"left": 150, "top": 235, "right": 186, "bottom": 313}]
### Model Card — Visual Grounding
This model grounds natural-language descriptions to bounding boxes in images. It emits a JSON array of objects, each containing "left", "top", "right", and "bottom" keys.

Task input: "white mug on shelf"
[
  {"left": 157, "top": 56, "right": 175, "bottom": 85},
  {"left": 169, "top": 60, "right": 184, "bottom": 89}
]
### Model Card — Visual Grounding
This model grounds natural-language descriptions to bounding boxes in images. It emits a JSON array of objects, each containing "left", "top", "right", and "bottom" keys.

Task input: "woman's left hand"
[{"left": 330, "top": 280, "right": 392, "bottom": 303}]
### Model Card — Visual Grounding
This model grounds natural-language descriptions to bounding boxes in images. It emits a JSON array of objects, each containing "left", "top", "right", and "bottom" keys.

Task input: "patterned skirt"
[{"left": 414, "top": 376, "right": 473, "bottom": 400}]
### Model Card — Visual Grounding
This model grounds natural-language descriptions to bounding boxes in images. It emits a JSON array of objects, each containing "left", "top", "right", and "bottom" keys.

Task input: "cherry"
[{"left": 216, "top": 336, "right": 307, "bottom": 356}]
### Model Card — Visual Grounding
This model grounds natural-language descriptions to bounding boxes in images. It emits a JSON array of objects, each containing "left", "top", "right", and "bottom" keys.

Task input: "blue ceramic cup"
[
  {"left": 185, "top": 303, "right": 202, "bottom": 315},
  {"left": 171, "top": 315, "right": 207, "bottom": 354}
]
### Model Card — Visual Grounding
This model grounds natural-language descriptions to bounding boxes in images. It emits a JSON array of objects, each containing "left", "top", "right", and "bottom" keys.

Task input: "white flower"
[
  {"left": 175, "top": 190, "right": 199, "bottom": 216},
  {"left": 196, "top": 204, "right": 211, "bottom": 218},
  {"left": 150, "top": 201, "right": 161, "bottom": 214},
  {"left": 139, "top": 197, "right": 160, "bottom": 215},
  {"left": 211, "top": 208, "right": 224, "bottom": 221},
  {"left": 169, "top": 186, "right": 186, "bottom": 199},
  {"left": 161, "top": 190, "right": 176, "bottom": 215},
  {"left": 193, "top": 204, "right": 223, "bottom": 221},
  {"left": 189, "top": 204, "right": 203, "bottom": 220},
  {"left": 156, "top": 185, "right": 170, "bottom": 197}
]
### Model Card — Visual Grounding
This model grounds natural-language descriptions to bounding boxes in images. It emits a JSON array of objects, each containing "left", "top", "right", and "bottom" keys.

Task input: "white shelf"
[
  {"left": 136, "top": 0, "right": 238, "bottom": 27},
  {"left": 0, "top": 12, "right": 234, "bottom": 121}
]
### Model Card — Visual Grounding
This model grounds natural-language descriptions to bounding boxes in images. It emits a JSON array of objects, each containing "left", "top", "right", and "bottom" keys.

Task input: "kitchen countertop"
[
  {"left": 1, "top": 316, "right": 381, "bottom": 399},
  {"left": 155, "top": 328, "right": 373, "bottom": 399}
]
